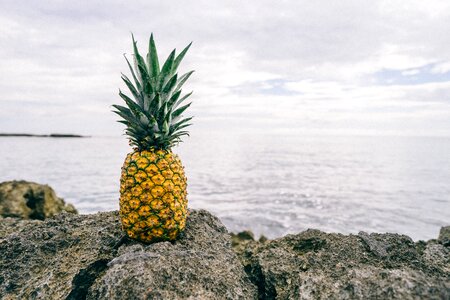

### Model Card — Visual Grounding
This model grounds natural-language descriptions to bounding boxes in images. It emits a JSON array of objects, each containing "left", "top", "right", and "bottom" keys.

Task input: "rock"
[
  {"left": 230, "top": 230, "right": 255, "bottom": 250},
  {"left": 1, "top": 198, "right": 447, "bottom": 300},
  {"left": 258, "top": 235, "right": 269, "bottom": 243},
  {"left": 0, "top": 216, "right": 41, "bottom": 238},
  {"left": 239, "top": 229, "right": 449, "bottom": 300},
  {"left": 0, "top": 211, "right": 122, "bottom": 299},
  {"left": 234, "top": 230, "right": 255, "bottom": 241},
  {"left": 231, "top": 231, "right": 269, "bottom": 270},
  {"left": 89, "top": 210, "right": 257, "bottom": 299},
  {"left": 439, "top": 226, "right": 450, "bottom": 247},
  {"left": 0, "top": 180, "right": 77, "bottom": 220},
  {"left": 0, "top": 209, "right": 257, "bottom": 300},
  {"left": 230, "top": 230, "right": 269, "bottom": 246}
]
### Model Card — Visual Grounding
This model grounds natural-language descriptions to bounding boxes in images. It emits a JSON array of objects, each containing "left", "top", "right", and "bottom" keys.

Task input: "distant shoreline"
[{"left": 0, "top": 133, "right": 90, "bottom": 138}]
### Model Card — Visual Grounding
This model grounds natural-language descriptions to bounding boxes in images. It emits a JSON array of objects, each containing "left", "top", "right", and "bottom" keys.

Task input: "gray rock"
[
  {"left": 0, "top": 216, "right": 41, "bottom": 238},
  {"left": 0, "top": 210, "right": 257, "bottom": 300},
  {"left": 0, "top": 180, "right": 77, "bottom": 220},
  {"left": 87, "top": 210, "right": 258, "bottom": 300},
  {"left": 0, "top": 211, "right": 122, "bottom": 299},
  {"left": 358, "top": 231, "right": 389, "bottom": 258},
  {"left": 240, "top": 229, "right": 449, "bottom": 300},
  {"left": 1, "top": 194, "right": 448, "bottom": 300},
  {"left": 439, "top": 226, "right": 450, "bottom": 247},
  {"left": 232, "top": 230, "right": 255, "bottom": 242}
]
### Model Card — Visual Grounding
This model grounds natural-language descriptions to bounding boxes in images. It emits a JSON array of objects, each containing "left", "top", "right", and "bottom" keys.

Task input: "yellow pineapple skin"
[{"left": 119, "top": 149, "right": 188, "bottom": 243}]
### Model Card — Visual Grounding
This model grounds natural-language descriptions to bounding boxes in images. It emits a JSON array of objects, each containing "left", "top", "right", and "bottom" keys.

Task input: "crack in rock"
[{"left": 66, "top": 259, "right": 111, "bottom": 300}]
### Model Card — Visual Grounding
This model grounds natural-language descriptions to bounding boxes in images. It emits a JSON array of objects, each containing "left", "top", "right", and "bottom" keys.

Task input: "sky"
[{"left": 1, "top": 0, "right": 450, "bottom": 137}]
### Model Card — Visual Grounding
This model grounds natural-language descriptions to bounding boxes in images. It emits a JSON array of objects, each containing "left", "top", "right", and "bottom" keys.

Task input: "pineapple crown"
[{"left": 113, "top": 33, "right": 193, "bottom": 151}]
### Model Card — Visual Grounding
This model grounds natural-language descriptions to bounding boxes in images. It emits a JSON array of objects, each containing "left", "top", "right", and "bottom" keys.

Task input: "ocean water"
[{"left": 0, "top": 133, "right": 449, "bottom": 241}]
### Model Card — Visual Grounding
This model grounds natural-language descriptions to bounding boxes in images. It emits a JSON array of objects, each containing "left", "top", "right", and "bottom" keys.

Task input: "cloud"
[
  {"left": 0, "top": 0, "right": 450, "bottom": 136},
  {"left": 373, "top": 63, "right": 450, "bottom": 85},
  {"left": 431, "top": 61, "right": 450, "bottom": 74},
  {"left": 402, "top": 69, "right": 420, "bottom": 76}
]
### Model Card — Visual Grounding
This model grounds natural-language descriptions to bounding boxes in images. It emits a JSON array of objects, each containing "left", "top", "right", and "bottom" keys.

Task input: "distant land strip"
[{"left": 0, "top": 133, "right": 90, "bottom": 138}]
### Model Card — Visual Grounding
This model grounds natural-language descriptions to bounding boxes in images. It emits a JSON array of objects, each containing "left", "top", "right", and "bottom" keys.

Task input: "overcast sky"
[{"left": 1, "top": 0, "right": 450, "bottom": 137}]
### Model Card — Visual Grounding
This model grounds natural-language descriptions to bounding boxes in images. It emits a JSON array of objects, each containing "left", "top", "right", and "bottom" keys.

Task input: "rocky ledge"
[
  {"left": 232, "top": 228, "right": 449, "bottom": 299},
  {"left": 0, "top": 210, "right": 257, "bottom": 299},
  {"left": 0, "top": 182, "right": 448, "bottom": 299}
]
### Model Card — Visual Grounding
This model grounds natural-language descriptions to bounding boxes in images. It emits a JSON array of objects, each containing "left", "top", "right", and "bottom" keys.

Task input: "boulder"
[
  {"left": 89, "top": 210, "right": 258, "bottom": 299},
  {"left": 0, "top": 181, "right": 77, "bottom": 220},
  {"left": 0, "top": 210, "right": 258, "bottom": 300},
  {"left": 239, "top": 228, "right": 449, "bottom": 300},
  {"left": 0, "top": 211, "right": 122, "bottom": 299}
]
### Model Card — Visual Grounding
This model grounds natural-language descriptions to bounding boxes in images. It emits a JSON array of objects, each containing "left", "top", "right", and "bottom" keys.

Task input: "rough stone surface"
[
  {"left": 1, "top": 194, "right": 448, "bottom": 300},
  {"left": 0, "top": 180, "right": 77, "bottom": 220},
  {"left": 238, "top": 229, "right": 450, "bottom": 300},
  {"left": 439, "top": 226, "right": 450, "bottom": 247},
  {"left": 0, "top": 211, "right": 122, "bottom": 299},
  {"left": 0, "top": 210, "right": 257, "bottom": 300},
  {"left": 0, "top": 216, "right": 41, "bottom": 238}
]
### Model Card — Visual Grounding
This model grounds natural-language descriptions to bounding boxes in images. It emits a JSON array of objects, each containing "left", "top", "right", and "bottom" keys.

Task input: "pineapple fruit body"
[
  {"left": 120, "top": 149, "right": 187, "bottom": 243},
  {"left": 113, "top": 34, "right": 193, "bottom": 243}
]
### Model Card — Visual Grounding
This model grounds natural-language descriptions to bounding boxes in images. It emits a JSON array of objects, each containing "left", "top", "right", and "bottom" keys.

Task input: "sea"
[{"left": 0, "top": 132, "right": 449, "bottom": 241}]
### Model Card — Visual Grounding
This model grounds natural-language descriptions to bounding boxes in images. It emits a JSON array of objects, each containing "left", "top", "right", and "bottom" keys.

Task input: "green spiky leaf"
[
  {"left": 148, "top": 34, "right": 160, "bottom": 78},
  {"left": 114, "top": 33, "right": 194, "bottom": 150},
  {"left": 163, "top": 74, "right": 178, "bottom": 94},
  {"left": 172, "top": 42, "right": 192, "bottom": 72},
  {"left": 172, "top": 102, "right": 192, "bottom": 118},
  {"left": 123, "top": 54, "right": 142, "bottom": 91},
  {"left": 176, "top": 71, "right": 194, "bottom": 92},
  {"left": 157, "top": 50, "right": 175, "bottom": 89}
]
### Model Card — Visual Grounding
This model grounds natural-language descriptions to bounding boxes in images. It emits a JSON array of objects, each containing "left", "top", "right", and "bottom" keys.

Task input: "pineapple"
[{"left": 113, "top": 34, "right": 193, "bottom": 243}]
